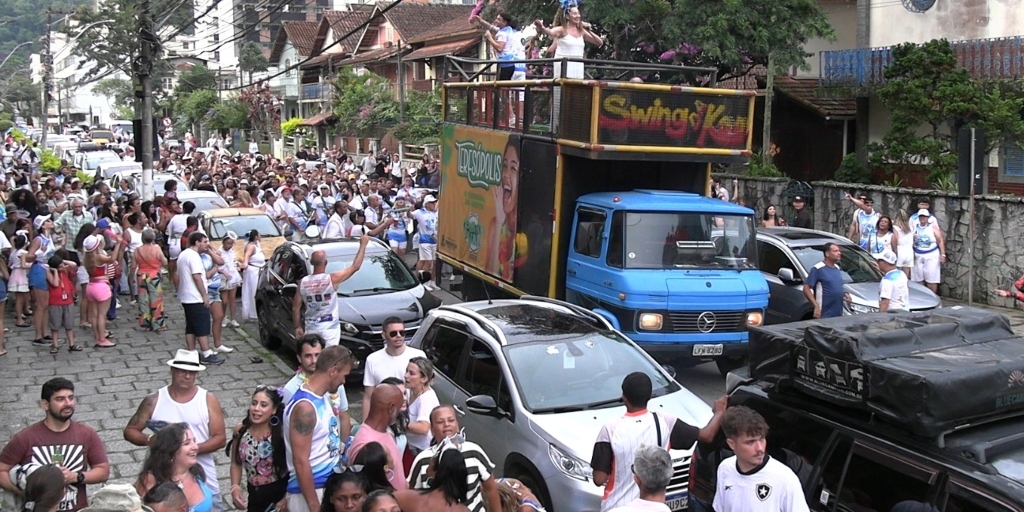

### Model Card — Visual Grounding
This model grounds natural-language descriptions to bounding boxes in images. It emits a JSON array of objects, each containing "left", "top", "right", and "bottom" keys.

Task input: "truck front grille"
[{"left": 668, "top": 311, "right": 745, "bottom": 333}]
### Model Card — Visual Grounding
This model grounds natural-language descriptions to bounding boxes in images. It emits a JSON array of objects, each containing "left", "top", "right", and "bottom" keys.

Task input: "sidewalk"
[{"left": 0, "top": 293, "right": 293, "bottom": 507}]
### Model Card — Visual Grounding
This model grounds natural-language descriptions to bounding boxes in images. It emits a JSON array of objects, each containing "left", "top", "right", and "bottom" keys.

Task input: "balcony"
[
  {"left": 300, "top": 82, "right": 334, "bottom": 102},
  {"left": 821, "top": 36, "right": 1024, "bottom": 89}
]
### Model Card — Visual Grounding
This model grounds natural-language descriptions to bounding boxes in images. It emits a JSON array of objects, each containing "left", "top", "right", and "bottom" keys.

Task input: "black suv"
[
  {"left": 254, "top": 237, "right": 442, "bottom": 373},
  {"left": 688, "top": 309, "right": 1024, "bottom": 512}
]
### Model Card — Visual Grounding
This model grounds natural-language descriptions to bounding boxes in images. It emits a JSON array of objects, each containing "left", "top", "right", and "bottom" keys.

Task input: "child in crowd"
[
  {"left": 9, "top": 233, "right": 29, "bottom": 327},
  {"left": 46, "top": 254, "right": 79, "bottom": 353}
]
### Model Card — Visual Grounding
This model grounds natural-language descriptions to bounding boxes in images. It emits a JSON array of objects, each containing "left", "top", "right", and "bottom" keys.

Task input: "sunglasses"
[
  {"left": 334, "top": 464, "right": 364, "bottom": 474},
  {"left": 389, "top": 330, "right": 406, "bottom": 338}
]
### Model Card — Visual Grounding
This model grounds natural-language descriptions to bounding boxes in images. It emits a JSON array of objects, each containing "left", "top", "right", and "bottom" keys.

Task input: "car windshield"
[
  {"left": 505, "top": 330, "right": 680, "bottom": 413},
  {"left": 614, "top": 212, "right": 757, "bottom": 269},
  {"left": 179, "top": 194, "right": 226, "bottom": 211},
  {"left": 792, "top": 244, "right": 882, "bottom": 283},
  {"left": 149, "top": 175, "right": 190, "bottom": 192},
  {"left": 207, "top": 214, "right": 281, "bottom": 239},
  {"left": 325, "top": 253, "right": 418, "bottom": 295}
]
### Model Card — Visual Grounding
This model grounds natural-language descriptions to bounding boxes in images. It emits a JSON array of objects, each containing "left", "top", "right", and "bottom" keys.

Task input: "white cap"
[
  {"left": 917, "top": 209, "right": 930, "bottom": 217},
  {"left": 424, "top": 194, "right": 437, "bottom": 203},
  {"left": 874, "top": 250, "right": 897, "bottom": 265}
]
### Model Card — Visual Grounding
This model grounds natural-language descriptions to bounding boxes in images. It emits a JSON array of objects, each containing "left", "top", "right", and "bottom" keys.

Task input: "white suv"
[{"left": 409, "top": 297, "right": 713, "bottom": 512}]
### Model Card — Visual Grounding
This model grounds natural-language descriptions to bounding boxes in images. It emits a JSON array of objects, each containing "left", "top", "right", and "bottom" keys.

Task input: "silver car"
[
  {"left": 756, "top": 227, "right": 941, "bottom": 324},
  {"left": 409, "top": 297, "right": 713, "bottom": 512}
]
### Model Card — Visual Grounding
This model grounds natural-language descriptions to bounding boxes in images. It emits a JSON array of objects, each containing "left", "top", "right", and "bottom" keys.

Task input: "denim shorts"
[
  {"left": 28, "top": 264, "right": 49, "bottom": 291},
  {"left": 0, "top": 278, "right": 8, "bottom": 302}
]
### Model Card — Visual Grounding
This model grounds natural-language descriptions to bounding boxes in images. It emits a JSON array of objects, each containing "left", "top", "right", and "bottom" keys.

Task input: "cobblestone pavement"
[{"left": 0, "top": 293, "right": 294, "bottom": 509}]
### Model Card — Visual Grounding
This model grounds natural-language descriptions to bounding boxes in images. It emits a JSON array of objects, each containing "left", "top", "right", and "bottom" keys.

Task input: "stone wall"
[{"left": 714, "top": 173, "right": 1024, "bottom": 306}]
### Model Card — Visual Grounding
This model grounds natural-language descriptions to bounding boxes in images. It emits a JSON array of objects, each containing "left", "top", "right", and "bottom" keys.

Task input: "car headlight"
[
  {"left": 638, "top": 313, "right": 663, "bottom": 330},
  {"left": 745, "top": 311, "right": 763, "bottom": 327},
  {"left": 548, "top": 443, "right": 593, "bottom": 482},
  {"left": 847, "top": 302, "right": 878, "bottom": 314},
  {"left": 342, "top": 322, "right": 359, "bottom": 334}
]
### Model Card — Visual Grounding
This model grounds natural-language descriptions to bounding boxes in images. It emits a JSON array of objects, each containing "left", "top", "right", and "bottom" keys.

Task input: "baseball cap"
[
  {"left": 917, "top": 209, "right": 930, "bottom": 217},
  {"left": 424, "top": 194, "right": 437, "bottom": 203},
  {"left": 97, "top": 218, "right": 111, "bottom": 229},
  {"left": 793, "top": 195, "right": 804, "bottom": 202},
  {"left": 873, "top": 250, "right": 897, "bottom": 265},
  {"left": 33, "top": 214, "right": 51, "bottom": 230}
]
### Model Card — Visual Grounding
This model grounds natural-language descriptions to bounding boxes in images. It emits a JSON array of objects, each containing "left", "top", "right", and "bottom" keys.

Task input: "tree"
[
  {"left": 331, "top": 67, "right": 398, "bottom": 138},
  {"left": 93, "top": 77, "right": 134, "bottom": 115},
  {"left": 177, "top": 89, "right": 218, "bottom": 135},
  {"left": 238, "top": 42, "right": 269, "bottom": 86},
  {"left": 0, "top": 73, "right": 40, "bottom": 116},
  {"left": 173, "top": 64, "right": 217, "bottom": 96},
  {"left": 505, "top": 0, "right": 833, "bottom": 83},
  {"left": 389, "top": 88, "right": 442, "bottom": 145},
  {"left": 868, "top": 39, "right": 1024, "bottom": 186},
  {"left": 208, "top": 98, "right": 250, "bottom": 131}
]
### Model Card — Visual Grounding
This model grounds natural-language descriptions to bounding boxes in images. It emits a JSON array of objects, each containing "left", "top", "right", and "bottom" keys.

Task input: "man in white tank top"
[
  {"left": 122, "top": 349, "right": 227, "bottom": 496},
  {"left": 293, "top": 235, "right": 370, "bottom": 346}
]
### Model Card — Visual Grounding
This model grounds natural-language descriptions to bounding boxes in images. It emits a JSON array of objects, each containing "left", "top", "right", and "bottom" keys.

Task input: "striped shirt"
[{"left": 409, "top": 440, "right": 495, "bottom": 512}]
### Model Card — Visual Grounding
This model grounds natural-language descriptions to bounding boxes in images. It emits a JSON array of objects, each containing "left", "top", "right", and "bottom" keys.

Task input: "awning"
[
  {"left": 338, "top": 46, "right": 401, "bottom": 67},
  {"left": 301, "top": 52, "right": 350, "bottom": 69},
  {"left": 299, "top": 112, "right": 336, "bottom": 126},
  {"left": 774, "top": 76, "right": 856, "bottom": 119},
  {"left": 404, "top": 38, "right": 478, "bottom": 61}
]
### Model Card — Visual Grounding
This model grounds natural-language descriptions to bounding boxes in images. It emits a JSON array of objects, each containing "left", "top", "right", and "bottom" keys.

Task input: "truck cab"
[{"left": 567, "top": 190, "right": 766, "bottom": 369}]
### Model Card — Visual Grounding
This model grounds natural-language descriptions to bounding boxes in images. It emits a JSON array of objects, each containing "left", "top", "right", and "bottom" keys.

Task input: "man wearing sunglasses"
[{"left": 361, "top": 316, "right": 425, "bottom": 418}]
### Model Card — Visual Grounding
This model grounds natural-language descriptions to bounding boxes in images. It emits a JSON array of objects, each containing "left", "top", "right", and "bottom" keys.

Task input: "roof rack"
[
  {"left": 519, "top": 295, "right": 611, "bottom": 329},
  {"left": 435, "top": 305, "right": 506, "bottom": 345}
]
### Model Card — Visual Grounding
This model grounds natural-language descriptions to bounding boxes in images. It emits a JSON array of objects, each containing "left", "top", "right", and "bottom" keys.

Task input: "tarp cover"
[{"left": 749, "top": 307, "right": 1024, "bottom": 437}]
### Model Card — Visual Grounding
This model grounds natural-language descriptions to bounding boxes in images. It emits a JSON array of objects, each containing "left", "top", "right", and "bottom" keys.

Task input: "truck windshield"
[{"left": 616, "top": 212, "right": 757, "bottom": 269}]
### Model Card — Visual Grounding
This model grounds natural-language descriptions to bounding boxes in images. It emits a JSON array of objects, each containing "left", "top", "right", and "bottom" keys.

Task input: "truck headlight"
[
  {"left": 342, "top": 322, "right": 359, "bottom": 334},
  {"left": 848, "top": 302, "right": 878, "bottom": 315},
  {"left": 745, "top": 311, "right": 763, "bottom": 327},
  {"left": 638, "top": 313, "right": 663, "bottom": 330},
  {"left": 548, "top": 444, "right": 593, "bottom": 481}
]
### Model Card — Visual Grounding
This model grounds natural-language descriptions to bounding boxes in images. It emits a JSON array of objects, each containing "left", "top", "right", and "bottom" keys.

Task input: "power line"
[
  {"left": 186, "top": 0, "right": 295, "bottom": 54},
  {"left": 222, "top": 0, "right": 405, "bottom": 91}
]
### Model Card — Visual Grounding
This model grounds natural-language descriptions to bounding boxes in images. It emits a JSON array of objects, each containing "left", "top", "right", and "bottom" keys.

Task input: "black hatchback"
[{"left": 254, "top": 237, "right": 442, "bottom": 373}]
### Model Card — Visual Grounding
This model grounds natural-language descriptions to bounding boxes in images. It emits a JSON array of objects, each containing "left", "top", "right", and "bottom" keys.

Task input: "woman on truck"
[{"left": 488, "top": 136, "right": 525, "bottom": 282}]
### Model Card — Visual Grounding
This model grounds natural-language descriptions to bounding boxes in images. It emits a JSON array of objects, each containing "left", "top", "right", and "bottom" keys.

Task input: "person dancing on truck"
[{"left": 487, "top": 136, "right": 526, "bottom": 282}]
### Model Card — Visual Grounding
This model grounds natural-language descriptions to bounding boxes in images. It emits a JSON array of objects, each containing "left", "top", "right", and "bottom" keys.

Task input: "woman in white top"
[
  {"left": 534, "top": 5, "right": 603, "bottom": 79},
  {"left": 869, "top": 215, "right": 898, "bottom": 258},
  {"left": 404, "top": 356, "right": 440, "bottom": 454},
  {"left": 893, "top": 209, "right": 914, "bottom": 278},
  {"left": 239, "top": 230, "right": 265, "bottom": 321},
  {"left": 218, "top": 231, "right": 244, "bottom": 327}
]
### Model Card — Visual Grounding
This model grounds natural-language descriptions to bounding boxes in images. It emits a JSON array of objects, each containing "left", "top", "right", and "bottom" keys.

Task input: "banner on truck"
[{"left": 439, "top": 125, "right": 525, "bottom": 283}]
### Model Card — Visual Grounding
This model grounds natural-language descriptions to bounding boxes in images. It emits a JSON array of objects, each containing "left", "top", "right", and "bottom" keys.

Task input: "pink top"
[{"left": 346, "top": 425, "right": 408, "bottom": 490}]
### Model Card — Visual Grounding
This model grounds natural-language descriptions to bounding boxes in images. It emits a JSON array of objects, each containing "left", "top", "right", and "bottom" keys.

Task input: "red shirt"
[{"left": 48, "top": 268, "right": 75, "bottom": 306}]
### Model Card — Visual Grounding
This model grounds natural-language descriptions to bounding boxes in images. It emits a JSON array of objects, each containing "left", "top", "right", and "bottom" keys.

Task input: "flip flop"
[
  {"left": 94, "top": 339, "right": 117, "bottom": 348},
  {"left": 49, "top": 346, "right": 59, "bottom": 355},
  {"left": 0, "top": 349, "right": 7, "bottom": 356},
  {"left": 14, "top": 323, "right": 29, "bottom": 328},
  {"left": 69, "top": 344, "right": 84, "bottom": 352}
]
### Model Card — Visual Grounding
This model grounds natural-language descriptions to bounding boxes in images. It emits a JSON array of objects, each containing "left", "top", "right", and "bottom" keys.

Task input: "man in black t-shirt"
[{"left": 791, "top": 196, "right": 812, "bottom": 229}]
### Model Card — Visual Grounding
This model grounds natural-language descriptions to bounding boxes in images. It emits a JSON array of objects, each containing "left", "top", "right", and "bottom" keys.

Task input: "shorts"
[
  {"left": 183, "top": 302, "right": 211, "bottom": 336},
  {"left": 896, "top": 250, "right": 913, "bottom": 268},
  {"left": 168, "top": 242, "right": 182, "bottom": 260},
  {"left": 498, "top": 66, "right": 515, "bottom": 80},
  {"left": 0, "top": 278, "right": 8, "bottom": 302},
  {"left": 48, "top": 304, "right": 74, "bottom": 331},
  {"left": 28, "top": 264, "right": 49, "bottom": 291},
  {"left": 418, "top": 243, "right": 437, "bottom": 262},
  {"left": 208, "top": 287, "right": 221, "bottom": 302},
  {"left": 286, "top": 489, "right": 324, "bottom": 512},
  {"left": 912, "top": 250, "right": 941, "bottom": 284},
  {"left": 8, "top": 268, "right": 28, "bottom": 293},
  {"left": 76, "top": 266, "right": 89, "bottom": 286},
  {"left": 86, "top": 281, "right": 112, "bottom": 302}
]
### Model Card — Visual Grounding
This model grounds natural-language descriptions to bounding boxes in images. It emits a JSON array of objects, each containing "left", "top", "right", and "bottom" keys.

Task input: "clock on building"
[{"left": 902, "top": 0, "right": 936, "bottom": 13}]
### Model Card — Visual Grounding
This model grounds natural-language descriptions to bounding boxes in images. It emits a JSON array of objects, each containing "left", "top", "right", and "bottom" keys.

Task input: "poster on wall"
[{"left": 438, "top": 124, "right": 524, "bottom": 283}]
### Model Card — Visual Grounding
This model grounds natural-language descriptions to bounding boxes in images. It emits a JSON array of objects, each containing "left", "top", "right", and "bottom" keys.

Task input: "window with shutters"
[{"left": 1000, "top": 143, "right": 1024, "bottom": 183}]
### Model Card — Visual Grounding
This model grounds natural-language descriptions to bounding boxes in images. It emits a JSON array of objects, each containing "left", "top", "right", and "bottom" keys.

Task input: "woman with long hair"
[
  {"left": 21, "top": 464, "right": 66, "bottom": 512},
  {"left": 869, "top": 215, "right": 898, "bottom": 258},
  {"left": 133, "top": 228, "right": 168, "bottom": 332},
  {"left": 74, "top": 223, "right": 97, "bottom": 329},
  {"left": 361, "top": 490, "right": 401, "bottom": 512},
  {"left": 240, "top": 229, "right": 264, "bottom": 321},
  {"left": 200, "top": 242, "right": 232, "bottom": 353},
  {"left": 405, "top": 357, "right": 440, "bottom": 455},
  {"left": 219, "top": 231, "right": 243, "bottom": 327},
  {"left": 25, "top": 215, "right": 56, "bottom": 345},
  {"left": 394, "top": 446, "right": 471, "bottom": 512},
  {"left": 231, "top": 190, "right": 254, "bottom": 208},
  {"left": 135, "top": 423, "right": 214, "bottom": 512},
  {"left": 352, "top": 442, "right": 396, "bottom": 493},
  {"left": 83, "top": 233, "right": 124, "bottom": 347},
  {"left": 228, "top": 386, "right": 288, "bottom": 512},
  {"left": 893, "top": 209, "right": 914, "bottom": 278},
  {"left": 320, "top": 469, "right": 372, "bottom": 512},
  {"left": 762, "top": 205, "right": 787, "bottom": 228}
]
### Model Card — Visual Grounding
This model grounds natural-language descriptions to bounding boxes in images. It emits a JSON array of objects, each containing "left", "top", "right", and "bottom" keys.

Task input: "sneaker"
[
  {"left": 221, "top": 318, "right": 229, "bottom": 328},
  {"left": 214, "top": 344, "right": 234, "bottom": 353},
  {"left": 32, "top": 338, "right": 50, "bottom": 346},
  {"left": 200, "top": 353, "right": 225, "bottom": 365},
  {"left": 115, "top": 299, "right": 122, "bottom": 309},
  {"left": 229, "top": 320, "right": 240, "bottom": 327}
]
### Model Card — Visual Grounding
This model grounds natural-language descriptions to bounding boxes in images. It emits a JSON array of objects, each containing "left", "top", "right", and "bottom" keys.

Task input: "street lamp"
[{"left": 0, "top": 41, "right": 32, "bottom": 72}]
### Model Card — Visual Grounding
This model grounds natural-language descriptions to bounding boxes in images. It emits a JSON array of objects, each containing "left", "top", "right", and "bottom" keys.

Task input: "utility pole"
[
  {"left": 41, "top": 11, "right": 53, "bottom": 150},
  {"left": 762, "top": 52, "right": 774, "bottom": 165},
  {"left": 137, "top": 0, "right": 156, "bottom": 200}
]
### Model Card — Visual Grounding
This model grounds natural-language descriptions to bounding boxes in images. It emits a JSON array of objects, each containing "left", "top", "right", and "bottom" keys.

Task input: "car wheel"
[
  {"left": 715, "top": 356, "right": 746, "bottom": 377},
  {"left": 508, "top": 465, "right": 553, "bottom": 512},
  {"left": 256, "top": 301, "right": 280, "bottom": 350}
]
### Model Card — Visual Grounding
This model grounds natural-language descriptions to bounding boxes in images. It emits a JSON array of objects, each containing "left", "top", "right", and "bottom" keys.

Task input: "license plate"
[
  {"left": 666, "top": 492, "right": 688, "bottom": 511},
  {"left": 692, "top": 344, "right": 724, "bottom": 356}
]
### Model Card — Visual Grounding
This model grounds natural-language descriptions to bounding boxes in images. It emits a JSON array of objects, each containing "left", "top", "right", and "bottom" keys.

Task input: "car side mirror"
[
  {"left": 778, "top": 268, "right": 797, "bottom": 282},
  {"left": 417, "top": 270, "right": 432, "bottom": 284},
  {"left": 281, "top": 283, "right": 297, "bottom": 297},
  {"left": 662, "top": 364, "right": 676, "bottom": 379},
  {"left": 466, "top": 394, "right": 503, "bottom": 418}
]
